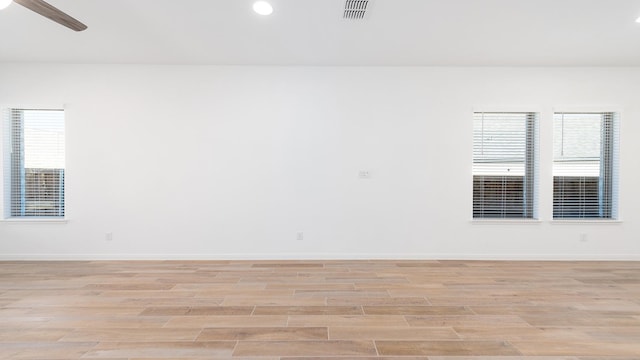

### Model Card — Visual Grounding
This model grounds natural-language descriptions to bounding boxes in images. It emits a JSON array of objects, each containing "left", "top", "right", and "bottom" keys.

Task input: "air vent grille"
[{"left": 344, "top": 0, "right": 370, "bottom": 20}]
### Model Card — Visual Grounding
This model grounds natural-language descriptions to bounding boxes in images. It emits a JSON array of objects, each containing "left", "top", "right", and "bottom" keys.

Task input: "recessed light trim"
[{"left": 253, "top": 1, "right": 273, "bottom": 16}]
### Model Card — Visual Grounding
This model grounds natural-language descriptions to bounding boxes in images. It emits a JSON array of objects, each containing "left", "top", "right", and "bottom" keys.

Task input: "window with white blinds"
[
  {"left": 553, "top": 112, "right": 618, "bottom": 219},
  {"left": 3, "top": 108, "right": 65, "bottom": 218},
  {"left": 473, "top": 112, "right": 537, "bottom": 219}
]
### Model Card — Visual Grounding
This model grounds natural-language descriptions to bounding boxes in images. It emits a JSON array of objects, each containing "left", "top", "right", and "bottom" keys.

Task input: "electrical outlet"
[
  {"left": 105, "top": 232, "right": 113, "bottom": 241},
  {"left": 296, "top": 232, "right": 304, "bottom": 241}
]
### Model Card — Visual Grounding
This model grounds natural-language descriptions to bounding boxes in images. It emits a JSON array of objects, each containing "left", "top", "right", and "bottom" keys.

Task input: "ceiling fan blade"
[{"left": 14, "top": 0, "right": 87, "bottom": 31}]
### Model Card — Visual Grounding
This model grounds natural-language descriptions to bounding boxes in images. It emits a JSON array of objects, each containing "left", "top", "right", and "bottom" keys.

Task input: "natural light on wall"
[
  {"left": 253, "top": 1, "right": 273, "bottom": 16},
  {"left": 0, "top": 0, "right": 12, "bottom": 10}
]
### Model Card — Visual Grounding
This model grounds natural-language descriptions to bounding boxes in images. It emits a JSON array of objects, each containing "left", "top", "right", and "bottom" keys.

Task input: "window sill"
[
  {"left": 549, "top": 220, "right": 622, "bottom": 225},
  {"left": 1, "top": 218, "right": 68, "bottom": 224},
  {"left": 470, "top": 219, "right": 542, "bottom": 225}
]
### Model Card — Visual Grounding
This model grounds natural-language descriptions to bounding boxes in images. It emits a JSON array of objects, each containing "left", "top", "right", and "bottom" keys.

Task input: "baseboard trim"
[{"left": 1, "top": 253, "right": 639, "bottom": 261}]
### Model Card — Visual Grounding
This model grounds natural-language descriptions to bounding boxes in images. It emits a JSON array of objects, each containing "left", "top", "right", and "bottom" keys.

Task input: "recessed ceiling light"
[
  {"left": 636, "top": 16, "right": 640, "bottom": 23},
  {"left": 0, "top": 0, "right": 13, "bottom": 11},
  {"left": 253, "top": 1, "right": 273, "bottom": 16}
]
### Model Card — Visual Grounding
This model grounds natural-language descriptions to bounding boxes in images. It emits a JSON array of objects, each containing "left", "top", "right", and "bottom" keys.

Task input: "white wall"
[{"left": 0, "top": 64, "right": 638, "bottom": 260}]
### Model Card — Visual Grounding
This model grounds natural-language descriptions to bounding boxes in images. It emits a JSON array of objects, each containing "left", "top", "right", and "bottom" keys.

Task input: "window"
[
  {"left": 473, "top": 112, "right": 537, "bottom": 219},
  {"left": 3, "top": 108, "right": 65, "bottom": 218},
  {"left": 553, "top": 112, "right": 618, "bottom": 219}
]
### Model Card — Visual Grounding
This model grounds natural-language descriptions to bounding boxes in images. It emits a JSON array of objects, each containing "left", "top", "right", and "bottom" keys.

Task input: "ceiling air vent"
[{"left": 343, "top": 0, "right": 371, "bottom": 20}]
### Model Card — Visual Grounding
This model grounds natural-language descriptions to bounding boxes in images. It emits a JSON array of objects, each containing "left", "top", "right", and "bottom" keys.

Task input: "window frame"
[
  {"left": 471, "top": 111, "right": 539, "bottom": 221},
  {"left": 551, "top": 111, "right": 620, "bottom": 221},
  {"left": 1, "top": 106, "right": 67, "bottom": 221}
]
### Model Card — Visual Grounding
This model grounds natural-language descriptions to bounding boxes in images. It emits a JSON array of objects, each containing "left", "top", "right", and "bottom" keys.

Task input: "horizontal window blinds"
[
  {"left": 553, "top": 112, "right": 617, "bottom": 219},
  {"left": 473, "top": 112, "right": 537, "bottom": 219},
  {"left": 5, "top": 108, "right": 65, "bottom": 218}
]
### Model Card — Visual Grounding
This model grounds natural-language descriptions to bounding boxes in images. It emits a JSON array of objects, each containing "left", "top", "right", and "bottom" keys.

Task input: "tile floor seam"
[
  {"left": 229, "top": 339, "right": 239, "bottom": 357},
  {"left": 192, "top": 327, "right": 204, "bottom": 342},
  {"left": 373, "top": 338, "right": 380, "bottom": 356}
]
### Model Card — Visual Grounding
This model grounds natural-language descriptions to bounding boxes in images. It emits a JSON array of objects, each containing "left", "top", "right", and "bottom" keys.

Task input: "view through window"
[
  {"left": 553, "top": 112, "right": 617, "bottom": 219},
  {"left": 4, "top": 108, "right": 65, "bottom": 218},
  {"left": 473, "top": 112, "right": 537, "bottom": 219}
]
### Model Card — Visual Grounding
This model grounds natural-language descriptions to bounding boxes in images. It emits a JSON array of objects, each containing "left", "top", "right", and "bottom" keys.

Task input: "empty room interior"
[{"left": 1, "top": 0, "right": 640, "bottom": 359}]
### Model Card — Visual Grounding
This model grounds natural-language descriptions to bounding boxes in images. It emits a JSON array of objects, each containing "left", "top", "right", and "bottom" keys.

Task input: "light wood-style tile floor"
[{"left": 1, "top": 260, "right": 639, "bottom": 359}]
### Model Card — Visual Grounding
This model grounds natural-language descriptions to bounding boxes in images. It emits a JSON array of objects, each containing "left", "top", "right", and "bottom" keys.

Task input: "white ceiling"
[{"left": 1, "top": 0, "right": 640, "bottom": 66}]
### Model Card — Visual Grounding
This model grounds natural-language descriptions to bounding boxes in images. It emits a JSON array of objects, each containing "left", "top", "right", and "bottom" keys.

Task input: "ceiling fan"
[{"left": 0, "top": 0, "right": 87, "bottom": 31}]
